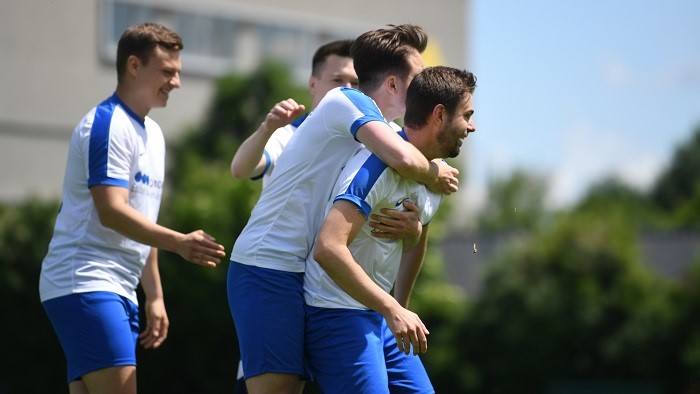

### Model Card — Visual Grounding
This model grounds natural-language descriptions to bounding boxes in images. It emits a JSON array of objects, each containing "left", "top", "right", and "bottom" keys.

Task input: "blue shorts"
[
  {"left": 305, "top": 305, "right": 434, "bottom": 394},
  {"left": 42, "top": 291, "right": 140, "bottom": 383},
  {"left": 227, "top": 261, "right": 305, "bottom": 379}
]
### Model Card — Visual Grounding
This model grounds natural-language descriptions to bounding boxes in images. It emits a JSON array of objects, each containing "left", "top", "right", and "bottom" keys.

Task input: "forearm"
[
  {"left": 316, "top": 245, "right": 402, "bottom": 316},
  {"left": 357, "top": 121, "right": 443, "bottom": 190},
  {"left": 91, "top": 186, "right": 183, "bottom": 253},
  {"left": 230, "top": 122, "right": 274, "bottom": 178},
  {"left": 100, "top": 203, "right": 182, "bottom": 252},
  {"left": 141, "top": 247, "right": 164, "bottom": 301},
  {"left": 394, "top": 227, "right": 429, "bottom": 308}
]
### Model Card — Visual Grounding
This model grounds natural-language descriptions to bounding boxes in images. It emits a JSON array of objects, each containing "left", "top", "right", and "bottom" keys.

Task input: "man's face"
[
  {"left": 309, "top": 54, "right": 358, "bottom": 108},
  {"left": 437, "top": 94, "right": 476, "bottom": 158},
  {"left": 134, "top": 46, "right": 181, "bottom": 110}
]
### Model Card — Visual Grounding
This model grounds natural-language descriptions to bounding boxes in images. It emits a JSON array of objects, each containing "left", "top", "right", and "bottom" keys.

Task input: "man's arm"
[
  {"left": 313, "top": 200, "right": 429, "bottom": 355},
  {"left": 230, "top": 98, "right": 305, "bottom": 179},
  {"left": 139, "top": 247, "right": 169, "bottom": 349},
  {"left": 90, "top": 185, "right": 225, "bottom": 267},
  {"left": 393, "top": 224, "right": 430, "bottom": 308},
  {"left": 355, "top": 122, "right": 459, "bottom": 195}
]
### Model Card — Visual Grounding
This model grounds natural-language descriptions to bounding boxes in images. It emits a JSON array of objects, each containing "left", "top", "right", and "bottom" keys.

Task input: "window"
[{"left": 99, "top": 0, "right": 360, "bottom": 81}]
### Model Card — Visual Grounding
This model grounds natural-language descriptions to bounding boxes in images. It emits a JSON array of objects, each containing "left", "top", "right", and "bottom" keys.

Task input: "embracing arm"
[
  {"left": 139, "top": 247, "right": 169, "bottom": 349},
  {"left": 393, "top": 224, "right": 430, "bottom": 308},
  {"left": 90, "top": 185, "right": 225, "bottom": 267},
  {"left": 230, "top": 98, "right": 305, "bottom": 179},
  {"left": 355, "top": 122, "right": 459, "bottom": 195},
  {"left": 313, "top": 200, "right": 429, "bottom": 354}
]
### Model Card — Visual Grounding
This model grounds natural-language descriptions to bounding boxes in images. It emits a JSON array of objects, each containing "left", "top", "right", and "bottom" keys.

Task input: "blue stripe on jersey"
[
  {"left": 251, "top": 150, "right": 272, "bottom": 180},
  {"left": 333, "top": 130, "right": 409, "bottom": 218},
  {"left": 87, "top": 95, "right": 130, "bottom": 188},
  {"left": 339, "top": 87, "right": 387, "bottom": 141},
  {"left": 334, "top": 153, "right": 389, "bottom": 218},
  {"left": 290, "top": 113, "right": 308, "bottom": 128}
]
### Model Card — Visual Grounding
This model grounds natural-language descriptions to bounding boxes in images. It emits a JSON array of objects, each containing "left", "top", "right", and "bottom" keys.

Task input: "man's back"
[{"left": 230, "top": 87, "right": 389, "bottom": 272}]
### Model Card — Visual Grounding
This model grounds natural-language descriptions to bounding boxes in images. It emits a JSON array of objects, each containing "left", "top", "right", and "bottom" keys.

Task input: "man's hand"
[
  {"left": 139, "top": 297, "right": 169, "bottom": 349},
  {"left": 176, "top": 230, "right": 226, "bottom": 268},
  {"left": 385, "top": 306, "right": 429, "bottom": 355},
  {"left": 427, "top": 159, "right": 459, "bottom": 195},
  {"left": 369, "top": 199, "right": 422, "bottom": 242},
  {"left": 262, "top": 98, "right": 306, "bottom": 133}
]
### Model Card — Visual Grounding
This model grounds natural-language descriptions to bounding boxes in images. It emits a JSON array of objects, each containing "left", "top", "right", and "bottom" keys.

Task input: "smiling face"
[
  {"left": 437, "top": 93, "right": 476, "bottom": 158},
  {"left": 131, "top": 46, "right": 181, "bottom": 114}
]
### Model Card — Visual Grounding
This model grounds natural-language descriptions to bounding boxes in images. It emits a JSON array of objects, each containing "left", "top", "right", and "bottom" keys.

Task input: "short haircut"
[
  {"left": 116, "top": 23, "right": 183, "bottom": 82},
  {"left": 351, "top": 24, "right": 428, "bottom": 92},
  {"left": 404, "top": 66, "right": 477, "bottom": 129},
  {"left": 311, "top": 39, "right": 354, "bottom": 77}
]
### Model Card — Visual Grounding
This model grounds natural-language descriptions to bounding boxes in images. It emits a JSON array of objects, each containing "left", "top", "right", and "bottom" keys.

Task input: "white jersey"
[
  {"left": 252, "top": 114, "right": 307, "bottom": 187},
  {"left": 230, "top": 87, "right": 390, "bottom": 272},
  {"left": 39, "top": 94, "right": 165, "bottom": 305},
  {"left": 304, "top": 131, "right": 443, "bottom": 310}
]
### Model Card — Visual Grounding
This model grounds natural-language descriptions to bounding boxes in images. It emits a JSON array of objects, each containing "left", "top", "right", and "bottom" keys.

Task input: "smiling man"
[
  {"left": 40, "top": 23, "right": 226, "bottom": 394},
  {"left": 304, "top": 66, "right": 477, "bottom": 393}
]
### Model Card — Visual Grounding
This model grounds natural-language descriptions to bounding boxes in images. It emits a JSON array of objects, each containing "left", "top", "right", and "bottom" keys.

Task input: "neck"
[
  {"left": 115, "top": 85, "right": 148, "bottom": 120},
  {"left": 403, "top": 127, "right": 435, "bottom": 160}
]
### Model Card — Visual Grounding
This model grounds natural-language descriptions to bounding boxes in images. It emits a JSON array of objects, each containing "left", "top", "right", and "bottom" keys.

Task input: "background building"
[{"left": 0, "top": 0, "right": 469, "bottom": 201}]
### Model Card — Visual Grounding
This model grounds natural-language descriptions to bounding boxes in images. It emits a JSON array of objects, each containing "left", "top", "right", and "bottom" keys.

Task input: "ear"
[
  {"left": 308, "top": 75, "right": 317, "bottom": 96},
  {"left": 126, "top": 55, "right": 141, "bottom": 79},
  {"left": 386, "top": 75, "right": 398, "bottom": 94},
  {"left": 432, "top": 104, "right": 446, "bottom": 125}
]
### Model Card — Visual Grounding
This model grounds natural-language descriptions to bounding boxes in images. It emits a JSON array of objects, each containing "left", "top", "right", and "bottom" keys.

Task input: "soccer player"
[
  {"left": 227, "top": 24, "right": 459, "bottom": 394},
  {"left": 228, "top": 38, "right": 423, "bottom": 393},
  {"left": 305, "top": 66, "right": 478, "bottom": 393},
  {"left": 39, "top": 23, "right": 226, "bottom": 394}
]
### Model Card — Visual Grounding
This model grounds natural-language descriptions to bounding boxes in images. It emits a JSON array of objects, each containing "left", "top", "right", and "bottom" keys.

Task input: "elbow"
[
  {"left": 95, "top": 207, "right": 120, "bottom": 230},
  {"left": 230, "top": 162, "right": 246, "bottom": 179},
  {"left": 313, "top": 241, "right": 334, "bottom": 271}
]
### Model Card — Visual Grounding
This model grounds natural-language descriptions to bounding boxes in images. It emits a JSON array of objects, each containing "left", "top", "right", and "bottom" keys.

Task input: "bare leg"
[
  {"left": 245, "top": 373, "right": 304, "bottom": 394},
  {"left": 75, "top": 365, "right": 137, "bottom": 394},
  {"left": 69, "top": 380, "right": 90, "bottom": 394}
]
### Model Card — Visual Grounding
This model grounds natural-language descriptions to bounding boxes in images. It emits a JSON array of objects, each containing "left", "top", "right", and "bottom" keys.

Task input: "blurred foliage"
[
  {"left": 3, "top": 63, "right": 700, "bottom": 393},
  {"left": 574, "top": 176, "right": 667, "bottom": 229},
  {"left": 0, "top": 199, "right": 66, "bottom": 392},
  {"left": 478, "top": 169, "right": 550, "bottom": 233},
  {"left": 436, "top": 213, "right": 684, "bottom": 393},
  {"left": 651, "top": 124, "right": 700, "bottom": 228}
]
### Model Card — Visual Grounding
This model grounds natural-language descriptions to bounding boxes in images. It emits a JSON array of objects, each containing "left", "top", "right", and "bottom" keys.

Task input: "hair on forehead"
[
  {"left": 404, "top": 66, "right": 477, "bottom": 129},
  {"left": 116, "top": 23, "right": 183, "bottom": 82},
  {"left": 312, "top": 39, "right": 354, "bottom": 77}
]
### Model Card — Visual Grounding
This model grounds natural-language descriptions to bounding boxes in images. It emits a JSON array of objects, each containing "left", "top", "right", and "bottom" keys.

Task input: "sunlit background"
[
  {"left": 3, "top": 1, "right": 700, "bottom": 392},
  {"left": 466, "top": 0, "right": 700, "bottom": 212}
]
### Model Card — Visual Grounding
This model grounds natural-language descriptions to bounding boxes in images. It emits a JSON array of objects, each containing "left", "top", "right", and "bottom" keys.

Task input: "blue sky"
[{"left": 463, "top": 0, "right": 700, "bottom": 211}]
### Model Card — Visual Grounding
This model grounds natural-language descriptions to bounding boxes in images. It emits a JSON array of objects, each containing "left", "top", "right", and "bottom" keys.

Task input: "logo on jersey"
[{"left": 132, "top": 171, "right": 163, "bottom": 198}]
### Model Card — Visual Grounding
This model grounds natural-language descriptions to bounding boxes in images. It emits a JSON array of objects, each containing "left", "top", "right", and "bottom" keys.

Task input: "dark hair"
[
  {"left": 350, "top": 24, "right": 428, "bottom": 92},
  {"left": 403, "top": 66, "right": 477, "bottom": 128},
  {"left": 116, "top": 23, "right": 183, "bottom": 82},
  {"left": 311, "top": 39, "right": 354, "bottom": 77}
]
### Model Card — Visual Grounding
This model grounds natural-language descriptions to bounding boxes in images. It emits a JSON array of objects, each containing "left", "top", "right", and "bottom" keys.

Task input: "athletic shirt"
[
  {"left": 230, "top": 87, "right": 389, "bottom": 273},
  {"left": 304, "top": 131, "right": 444, "bottom": 310},
  {"left": 39, "top": 93, "right": 165, "bottom": 305},
  {"left": 251, "top": 114, "right": 308, "bottom": 187}
]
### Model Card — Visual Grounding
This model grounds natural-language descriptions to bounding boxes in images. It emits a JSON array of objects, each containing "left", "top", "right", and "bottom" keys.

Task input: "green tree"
[
  {"left": 575, "top": 176, "right": 664, "bottom": 228},
  {"left": 478, "top": 170, "right": 549, "bottom": 233},
  {"left": 0, "top": 198, "right": 67, "bottom": 392},
  {"left": 651, "top": 124, "right": 700, "bottom": 227},
  {"left": 442, "top": 213, "right": 680, "bottom": 393}
]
